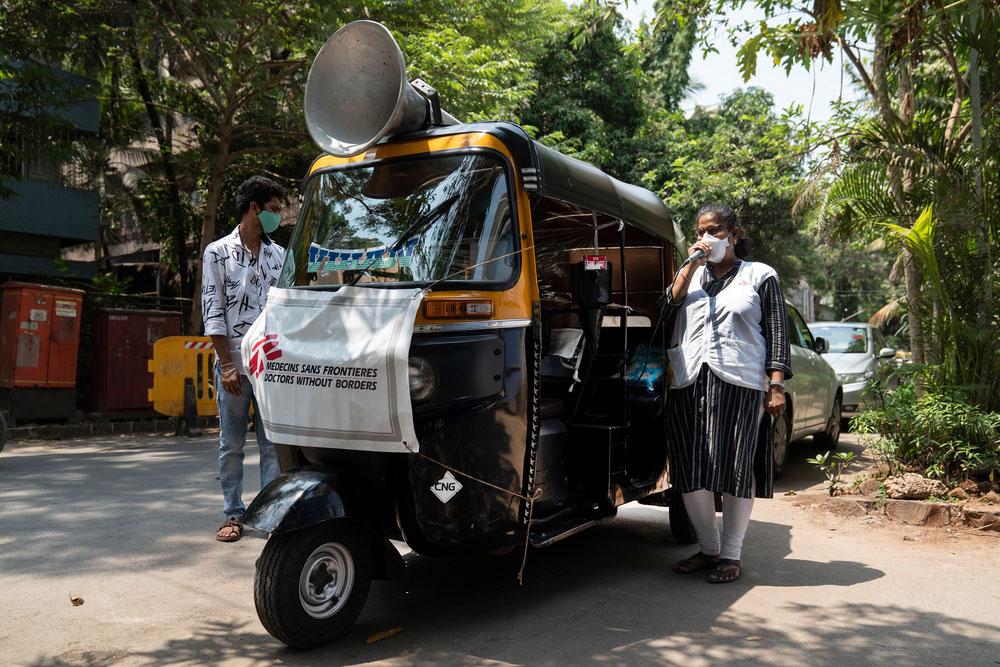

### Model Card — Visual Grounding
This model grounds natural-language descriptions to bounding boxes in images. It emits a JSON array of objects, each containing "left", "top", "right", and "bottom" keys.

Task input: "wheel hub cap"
[{"left": 298, "top": 542, "right": 354, "bottom": 619}]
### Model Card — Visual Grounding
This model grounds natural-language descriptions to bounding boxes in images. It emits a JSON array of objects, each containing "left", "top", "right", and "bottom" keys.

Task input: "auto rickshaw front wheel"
[{"left": 254, "top": 522, "right": 372, "bottom": 649}]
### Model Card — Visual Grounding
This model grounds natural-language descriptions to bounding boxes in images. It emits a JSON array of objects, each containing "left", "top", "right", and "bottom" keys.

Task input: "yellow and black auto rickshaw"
[{"left": 241, "top": 20, "right": 693, "bottom": 649}]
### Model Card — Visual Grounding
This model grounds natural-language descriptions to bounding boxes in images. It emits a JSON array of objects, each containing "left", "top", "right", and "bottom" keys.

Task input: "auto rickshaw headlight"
[{"left": 408, "top": 355, "right": 437, "bottom": 401}]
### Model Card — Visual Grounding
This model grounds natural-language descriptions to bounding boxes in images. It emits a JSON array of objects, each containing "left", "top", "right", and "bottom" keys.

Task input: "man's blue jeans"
[{"left": 216, "top": 365, "right": 279, "bottom": 519}]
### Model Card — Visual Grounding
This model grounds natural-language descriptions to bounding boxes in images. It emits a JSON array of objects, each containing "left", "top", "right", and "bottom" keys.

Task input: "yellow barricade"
[{"left": 148, "top": 336, "right": 218, "bottom": 417}]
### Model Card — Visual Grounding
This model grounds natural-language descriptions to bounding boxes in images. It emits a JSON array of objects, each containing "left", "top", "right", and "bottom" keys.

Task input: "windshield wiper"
[{"left": 347, "top": 194, "right": 461, "bottom": 288}]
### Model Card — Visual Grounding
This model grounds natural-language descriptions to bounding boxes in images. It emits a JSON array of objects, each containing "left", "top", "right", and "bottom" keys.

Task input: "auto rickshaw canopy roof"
[{"left": 368, "top": 121, "right": 686, "bottom": 249}]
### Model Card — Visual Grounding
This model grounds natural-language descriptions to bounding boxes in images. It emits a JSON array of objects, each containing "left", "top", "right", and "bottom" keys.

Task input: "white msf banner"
[{"left": 241, "top": 286, "right": 424, "bottom": 452}]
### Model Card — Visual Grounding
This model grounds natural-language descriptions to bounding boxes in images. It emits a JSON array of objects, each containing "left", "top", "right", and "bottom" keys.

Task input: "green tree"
[
  {"left": 636, "top": 0, "right": 699, "bottom": 111},
  {"left": 384, "top": 0, "right": 565, "bottom": 122},
  {"left": 520, "top": 1, "right": 648, "bottom": 178},
  {"left": 147, "top": 0, "right": 564, "bottom": 324},
  {"left": 675, "top": 0, "right": 999, "bottom": 406},
  {"left": 123, "top": 1, "right": 341, "bottom": 326},
  {"left": 0, "top": 2, "right": 103, "bottom": 199},
  {"left": 636, "top": 88, "right": 815, "bottom": 285},
  {"left": 809, "top": 239, "right": 897, "bottom": 323}
]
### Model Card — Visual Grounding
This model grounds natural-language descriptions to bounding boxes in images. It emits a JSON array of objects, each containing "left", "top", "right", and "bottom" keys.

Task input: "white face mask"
[{"left": 703, "top": 232, "right": 732, "bottom": 263}]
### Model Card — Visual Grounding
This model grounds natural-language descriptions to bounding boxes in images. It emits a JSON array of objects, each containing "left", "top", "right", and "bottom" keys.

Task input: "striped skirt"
[{"left": 666, "top": 363, "right": 773, "bottom": 499}]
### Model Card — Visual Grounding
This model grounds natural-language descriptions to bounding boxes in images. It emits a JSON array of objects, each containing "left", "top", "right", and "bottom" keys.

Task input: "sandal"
[
  {"left": 707, "top": 558, "right": 742, "bottom": 583},
  {"left": 672, "top": 551, "right": 720, "bottom": 574},
  {"left": 216, "top": 517, "right": 243, "bottom": 542}
]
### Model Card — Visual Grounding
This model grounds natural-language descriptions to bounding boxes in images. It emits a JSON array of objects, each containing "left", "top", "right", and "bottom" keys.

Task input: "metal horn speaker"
[{"left": 304, "top": 20, "right": 456, "bottom": 158}]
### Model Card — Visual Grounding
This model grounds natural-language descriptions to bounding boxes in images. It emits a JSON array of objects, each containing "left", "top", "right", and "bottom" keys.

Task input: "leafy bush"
[{"left": 853, "top": 367, "right": 1000, "bottom": 484}]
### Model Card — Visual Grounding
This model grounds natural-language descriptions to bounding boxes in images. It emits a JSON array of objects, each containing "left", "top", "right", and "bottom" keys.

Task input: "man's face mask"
[
  {"left": 703, "top": 231, "right": 732, "bottom": 263},
  {"left": 258, "top": 208, "right": 281, "bottom": 234}
]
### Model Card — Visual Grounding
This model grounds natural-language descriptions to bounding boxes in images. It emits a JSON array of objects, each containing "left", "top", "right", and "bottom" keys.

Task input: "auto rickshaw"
[{"left": 241, "top": 20, "right": 693, "bottom": 649}]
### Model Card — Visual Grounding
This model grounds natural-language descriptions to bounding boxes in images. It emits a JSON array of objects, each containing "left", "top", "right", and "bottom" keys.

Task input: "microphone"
[{"left": 682, "top": 249, "right": 706, "bottom": 266}]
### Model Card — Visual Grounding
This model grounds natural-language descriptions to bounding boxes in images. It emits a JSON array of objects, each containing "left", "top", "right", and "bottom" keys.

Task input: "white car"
[
  {"left": 807, "top": 321, "right": 896, "bottom": 424},
  {"left": 772, "top": 303, "right": 843, "bottom": 475}
]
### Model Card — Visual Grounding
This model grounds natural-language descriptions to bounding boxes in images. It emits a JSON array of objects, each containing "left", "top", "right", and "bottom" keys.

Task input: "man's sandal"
[
  {"left": 216, "top": 517, "right": 243, "bottom": 542},
  {"left": 672, "top": 551, "right": 720, "bottom": 574},
  {"left": 707, "top": 558, "right": 742, "bottom": 583}
]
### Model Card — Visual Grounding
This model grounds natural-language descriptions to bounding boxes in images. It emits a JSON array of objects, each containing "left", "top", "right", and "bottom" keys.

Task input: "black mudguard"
[
  {"left": 243, "top": 469, "right": 406, "bottom": 581},
  {"left": 243, "top": 469, "right": 347, "bottom": 535}
]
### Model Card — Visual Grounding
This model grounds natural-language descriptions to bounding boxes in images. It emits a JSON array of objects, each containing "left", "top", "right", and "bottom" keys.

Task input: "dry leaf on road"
[
  {"left": 365, "top": 628, "right": 402, "bottom": 644},
  {"left": 69, "top": 595, "right": 84, "bottom": 607}
]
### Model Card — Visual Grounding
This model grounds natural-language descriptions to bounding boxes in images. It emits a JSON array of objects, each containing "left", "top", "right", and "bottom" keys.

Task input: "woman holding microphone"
[{"left": 659, "top": 204, "right": 791, "bottom": 583}]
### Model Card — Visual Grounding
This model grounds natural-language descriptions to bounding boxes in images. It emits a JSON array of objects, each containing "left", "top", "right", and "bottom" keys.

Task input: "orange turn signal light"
[{"left": 423, "top": 299, "right": 494, "bottom": 319}]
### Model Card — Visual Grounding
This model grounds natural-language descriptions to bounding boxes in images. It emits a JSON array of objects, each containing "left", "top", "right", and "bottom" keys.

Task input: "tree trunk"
[
  {"left": 895, "top": 50, "right": 925, "bottom": 368},
  {"left": 903, "top": 248, "right": 925, "bottom": 365},
  {"left": 190, "top": 126, "right": 233, "bottom": 333},
  {"left": 928, "top": 291, "right": 942, "bottom": 365},
  {"left": 871, "top": 29, "right": 925, "bottom": 367},
  {"left": 128, "top": 43, "right": 190, "bottom": 301},
  {"left": 968, "top": 0, "right": 993, "bottom": 407},
  {"left": 871, "top": 32, "right": 898, "bottom": 129}
]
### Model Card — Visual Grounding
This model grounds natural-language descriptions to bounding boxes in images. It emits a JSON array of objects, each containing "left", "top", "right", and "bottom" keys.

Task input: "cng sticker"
[{"left": 430, "top": 471, "right": 462, "bottom": 504}]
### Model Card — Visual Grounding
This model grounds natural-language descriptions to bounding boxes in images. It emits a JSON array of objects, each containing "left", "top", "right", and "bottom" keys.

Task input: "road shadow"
[
  {"left": 19, "top": 501, "right": 998, "bottom": 666},
  {"left": 19, "top": 507, "right": 899, "bottom": 666},
  {"left": 28, "top": 597, "right": 999, "bottom": 667},
  {"left": 0, "top": 436, "right": 260, "bottom": 576},
  {"left": 10, "top": 438, "right": 995, "bottom": 666}
]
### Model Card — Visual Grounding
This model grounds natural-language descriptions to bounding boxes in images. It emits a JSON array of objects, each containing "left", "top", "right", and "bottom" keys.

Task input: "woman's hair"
[
  {"left": 695, "top": 203, "right": 737, "bottom": 228},
  {"left": 696, "top": 203, "right": 749, "bottom": 259}
]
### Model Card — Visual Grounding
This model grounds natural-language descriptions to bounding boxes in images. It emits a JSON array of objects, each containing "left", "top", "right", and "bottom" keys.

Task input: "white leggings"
[{"left": 682, "top": 489, "right": 754, "bottom": 561}]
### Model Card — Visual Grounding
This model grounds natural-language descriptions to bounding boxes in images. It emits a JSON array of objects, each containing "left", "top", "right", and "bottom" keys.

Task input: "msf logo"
[
  {"left": 248, "top": 333, "right": 281, "bottom": 378},
  {"left": 430, "top": 471, "right": 463, "bottom": 504}
]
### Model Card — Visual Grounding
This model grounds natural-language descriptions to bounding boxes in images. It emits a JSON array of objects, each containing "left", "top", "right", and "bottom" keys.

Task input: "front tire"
[
  {"left": 772, "top": 408, "right": 790, "bottom": 479},
  {"left": 254, "top": 522, "right": 372, "bottom": 649},
  {"left": 0, "top": 412, "right": 7, "bottom": 453},
  {"left": 815, "top": 395, "right": 842, "bottom": 450}
]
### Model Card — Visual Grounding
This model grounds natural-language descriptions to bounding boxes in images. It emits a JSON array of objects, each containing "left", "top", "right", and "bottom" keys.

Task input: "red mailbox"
[
  {"left": 0, "top": 282, "right": 85, "bottom": 421},
  {"left": 90, "top": 309, "right": 183, "bottom": 413}
]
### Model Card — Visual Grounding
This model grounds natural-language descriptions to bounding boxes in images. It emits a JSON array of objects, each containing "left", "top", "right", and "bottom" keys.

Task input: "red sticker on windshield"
[{"left": 584, "top": 255, "right": 607, "bottom": 271}]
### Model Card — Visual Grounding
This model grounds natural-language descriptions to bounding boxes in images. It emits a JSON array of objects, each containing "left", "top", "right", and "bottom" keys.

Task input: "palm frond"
[
  {"left": 817, "top": 163, "right": 899, "bottom": 240},
  {"left": 870, "top": 297, "right": 904, "bottom": 329}
]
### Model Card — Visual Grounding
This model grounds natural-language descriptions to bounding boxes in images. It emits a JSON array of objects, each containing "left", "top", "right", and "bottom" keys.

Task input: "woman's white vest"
[{"left": 667, "top": 260, "right": 776, "bottom": 392}]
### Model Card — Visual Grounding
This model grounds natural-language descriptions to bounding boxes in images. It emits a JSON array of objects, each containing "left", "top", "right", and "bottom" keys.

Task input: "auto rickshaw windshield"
[{"left": 278, "top": 153, "right": 518, "bottom": 288}]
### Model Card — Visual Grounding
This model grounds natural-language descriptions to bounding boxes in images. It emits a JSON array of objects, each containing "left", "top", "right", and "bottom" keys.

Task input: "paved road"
[{"left": 1, "top": 431, "right": 998, "bottom": 666}]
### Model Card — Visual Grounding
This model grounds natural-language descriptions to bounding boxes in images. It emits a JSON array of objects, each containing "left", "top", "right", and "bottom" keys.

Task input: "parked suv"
[{"left": 808, "top": 322, "right": 895, "bottom": 425}]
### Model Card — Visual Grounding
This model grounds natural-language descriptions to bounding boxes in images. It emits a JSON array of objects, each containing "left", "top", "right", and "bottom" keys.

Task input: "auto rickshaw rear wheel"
[{"left": 254, "top": 521, "right": 372, "bottom": 649}]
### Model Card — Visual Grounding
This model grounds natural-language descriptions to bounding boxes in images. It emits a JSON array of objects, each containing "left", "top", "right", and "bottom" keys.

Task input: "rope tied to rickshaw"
[{"left": 401, "top": 441, "right": 543, "bottom": 586}]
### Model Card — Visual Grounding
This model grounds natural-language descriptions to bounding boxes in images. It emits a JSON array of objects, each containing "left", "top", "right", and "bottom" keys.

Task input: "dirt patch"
[{"left": 787, "top": 492, "right": 1000, "bottom": 537}]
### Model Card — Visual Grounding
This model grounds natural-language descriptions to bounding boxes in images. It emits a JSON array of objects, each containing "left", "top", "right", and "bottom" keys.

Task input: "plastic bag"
[{"left": 626, "top": 345, "right": 667, "bottom": 393}]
